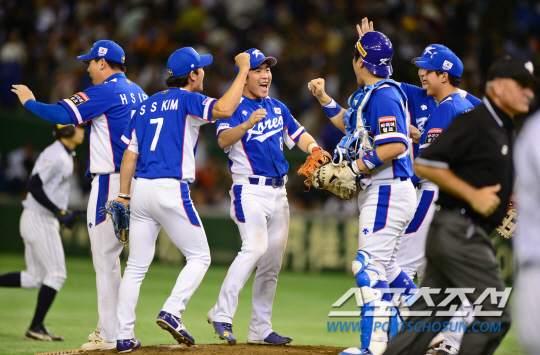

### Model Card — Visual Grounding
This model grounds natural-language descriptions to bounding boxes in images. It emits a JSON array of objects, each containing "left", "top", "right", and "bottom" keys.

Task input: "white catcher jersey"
[{"left": 23, "top": 140, "right": 74, "bottom": 215}]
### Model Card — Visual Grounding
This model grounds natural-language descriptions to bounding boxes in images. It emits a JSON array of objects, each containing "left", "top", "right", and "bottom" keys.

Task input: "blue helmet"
[{"left": 355, "top": 31, "right": 393, "bottom": 77}]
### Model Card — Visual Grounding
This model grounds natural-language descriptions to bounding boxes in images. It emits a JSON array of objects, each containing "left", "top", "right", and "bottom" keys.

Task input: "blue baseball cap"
[
  {"left": 235, "top": 48, "right": 277, "bottom": 74},
  {"left": 414, "top": 46, "right": 464, "bottom": 78},
  {"left": 77, "top": 40, "right": 126, "bottom": 65},
  {"left": 167, "top": 47, "right": 213, "bottom": 78},
  {"left": 411, "top": 44, "right": 448, "bottom": 64},
  {"left": 355, "top": 31, "right": 394, "bottom": 77}
]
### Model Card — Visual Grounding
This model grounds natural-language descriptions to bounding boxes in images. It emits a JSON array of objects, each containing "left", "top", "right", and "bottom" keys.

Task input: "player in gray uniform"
[{"left": 0, "top": 124, "right": 85, "bottom": 341}]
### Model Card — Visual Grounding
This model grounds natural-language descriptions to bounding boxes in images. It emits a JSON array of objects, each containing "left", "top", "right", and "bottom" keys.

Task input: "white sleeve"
[{"left": 127, "top": 129, "right": 139, "bottom": 154}]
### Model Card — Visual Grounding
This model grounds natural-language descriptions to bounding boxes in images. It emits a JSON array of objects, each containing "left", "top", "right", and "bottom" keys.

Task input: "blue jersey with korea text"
[
  {"left": 216, "top": 96, "right": 306, "bottom": 178},
  {"left": 399, "top": 83, "right": 482, "bottom": 158},
  {"left": 123, "top": 88, "right": 216, "bottom": 181},
  {"left": 59, "top": 73, "right": 147, "bottom": 177},
  {"left": 352, "top": 83, "right": 413, "bottom": 180},
  {"left": 419, "top": 92, "right": 474, "bottom": 154}
]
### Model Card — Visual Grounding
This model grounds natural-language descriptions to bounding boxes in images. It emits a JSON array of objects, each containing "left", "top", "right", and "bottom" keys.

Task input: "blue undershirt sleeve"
[{"left": 24, "top": 100, "right": 72, "bottom": 124}]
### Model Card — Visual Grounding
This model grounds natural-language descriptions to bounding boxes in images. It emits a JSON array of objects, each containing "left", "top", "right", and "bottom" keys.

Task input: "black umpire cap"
[{"left": 488, "top": 56, "right": 540, "bottom": 86}]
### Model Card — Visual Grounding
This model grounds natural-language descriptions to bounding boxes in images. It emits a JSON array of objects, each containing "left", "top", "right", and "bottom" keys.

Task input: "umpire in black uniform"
[{"left": 385, "top": 57, "right": 537, "bottom": 355}]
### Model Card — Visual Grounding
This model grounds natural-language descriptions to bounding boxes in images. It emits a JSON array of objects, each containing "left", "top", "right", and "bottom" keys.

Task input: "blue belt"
[{"left": 248, "top": 177, "right": 284, "bottom": 188}]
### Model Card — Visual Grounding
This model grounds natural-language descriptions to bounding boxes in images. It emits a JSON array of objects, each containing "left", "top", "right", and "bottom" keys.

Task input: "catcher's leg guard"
[{"left": 352, "top": 251, "right": 390, "bottom": 355}]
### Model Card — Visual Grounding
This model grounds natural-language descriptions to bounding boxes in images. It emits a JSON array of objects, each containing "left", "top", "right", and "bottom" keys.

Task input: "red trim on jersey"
[
  {"left": 104, "top": 114, "right": 115, "bottom": 170},
  {"left": 240, "top": 139, "right": 255, "bottom": 174}
]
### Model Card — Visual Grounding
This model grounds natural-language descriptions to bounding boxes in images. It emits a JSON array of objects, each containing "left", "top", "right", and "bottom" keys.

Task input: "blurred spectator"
[{"left": 0, "top": 30, "right": 26, "bottom": 106}]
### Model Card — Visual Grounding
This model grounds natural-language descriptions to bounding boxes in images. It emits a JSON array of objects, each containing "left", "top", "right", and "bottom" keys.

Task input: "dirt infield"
[{"left": 36, "top": 343, "right": 345, "bottom": 355}]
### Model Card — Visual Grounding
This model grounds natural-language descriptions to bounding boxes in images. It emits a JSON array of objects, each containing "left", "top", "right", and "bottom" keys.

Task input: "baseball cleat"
[
  {"left": 117, "top": 338, "right": 141, "bottom": 353},
  {"left": 156, "top": 311, "right": 195, "bottom": 345},
  {"left": 88, "top": 328, "right": 101, "bottom": 341},
  {"left": 207, "top": 313, "right": 236, "bottom": 344},
  {"left": 435, "top": 344, "right": 459, "bottom": 355},
  {"left": 81, "top": 338, "right": 116, "bottom": 351},
  {"left": 247, "top": 331, "right": 292, "bottom": 345},
  {"left": 24, "top": 325, "right": 64, "bottom": 341},
  {"left": 338, "top": 348, "right": 374, "bottom": 355}
]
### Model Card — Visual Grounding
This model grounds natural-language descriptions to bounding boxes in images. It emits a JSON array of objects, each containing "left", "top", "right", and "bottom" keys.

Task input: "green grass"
[{"left": 0, "top": 253, "right": 525, "bottom": 355}]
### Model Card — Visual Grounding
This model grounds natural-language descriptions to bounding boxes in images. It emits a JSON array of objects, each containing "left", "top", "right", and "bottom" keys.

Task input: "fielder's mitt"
[
  {"left": 495, "top": 196, "right": 518, "bottom": 239},
  {"left": 312, "top": 162, "right": 357, "bottom": 200},
  {"left": 105, "top": 200, "right": 130, "bottom": 246},
  {"left": 298, "top": 149, "right": 332, "bottom": 187}
]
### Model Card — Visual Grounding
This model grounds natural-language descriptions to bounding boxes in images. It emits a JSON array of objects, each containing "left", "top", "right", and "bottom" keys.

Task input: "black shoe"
[{"left": 25, "top": 324, "right": 64, "bottom": 341}]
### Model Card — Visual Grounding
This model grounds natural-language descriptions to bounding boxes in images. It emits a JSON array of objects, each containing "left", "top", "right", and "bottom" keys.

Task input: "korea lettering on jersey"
[
  {"left": 344, "top": 80, "right": 413, "bottom": 180},
  {"left": 215, "top": 96, "right": 305, "bottom": 178},
  {"left": 123, "top": 88, "right": 216, "bottom": 181},
  {"left": 398, "top": 82, "right": 482, "bottom": 158},
  {"left": 59, "top": 73, "right": 148, "bottom": 177},
  {"left": 419, "top": 92, "right": 474, "bottom": 154}
]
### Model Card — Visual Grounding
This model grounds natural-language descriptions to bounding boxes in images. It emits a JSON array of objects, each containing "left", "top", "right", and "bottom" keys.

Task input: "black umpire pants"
[{"left": 384, "top": 208, "right": 511, "bottom": 355}]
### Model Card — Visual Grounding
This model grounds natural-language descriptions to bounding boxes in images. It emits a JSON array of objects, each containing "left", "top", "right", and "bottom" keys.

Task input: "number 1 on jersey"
[{"left": 150, "top": 117, "right": 163, "bottom": 151}]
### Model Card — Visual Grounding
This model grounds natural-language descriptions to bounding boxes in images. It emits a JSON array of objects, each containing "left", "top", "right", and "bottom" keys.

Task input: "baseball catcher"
[
  {"left": 297, "top": 147, "right": 332, "bottom": 187},
  {"left": 105, "top": 201, "right": 130, "bottom": 246}
]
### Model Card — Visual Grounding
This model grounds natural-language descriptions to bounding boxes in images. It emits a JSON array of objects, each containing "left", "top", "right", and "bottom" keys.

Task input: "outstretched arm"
[{"left": 12, "top": 85, "right": 72, "bottom": 124}]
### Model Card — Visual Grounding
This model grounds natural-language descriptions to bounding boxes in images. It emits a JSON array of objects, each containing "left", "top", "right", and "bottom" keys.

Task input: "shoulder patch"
[
  {"left": 161, "top": 90, "right": 169, "bottom": 94},
  {"left": 379, "top": 116, "right": 396, "bottom": 134},
  {"left": 203, "top": 97, "right": 211, "bottom": 105},
  {"left": 274, "top": 107, "right": 281, "bottom": 114},
  {"left": 426, "top": 128, "right": 443, "bottom": 143},
  {"left": 68, "top": 92, "right": 90, "bottom": 106}
]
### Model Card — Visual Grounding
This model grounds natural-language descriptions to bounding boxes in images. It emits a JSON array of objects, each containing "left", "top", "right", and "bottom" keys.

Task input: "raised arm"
[
  {"left": 212, "top": 53, "right": 251, "bottom": 120},
  {"left": 308, "top": 78, "right": 346, "bottom": 133}
]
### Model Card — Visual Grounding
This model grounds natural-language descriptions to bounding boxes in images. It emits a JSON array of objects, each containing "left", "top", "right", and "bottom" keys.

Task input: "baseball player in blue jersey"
[
  {"left": 206, "top": 48, "right": 324, "bottom": 346},
  {"left": 309, "top": 29, "right": 416, "bottom": 355},
  {"left": 0, "top": 124, "right": 85, "bottom": 341},
  {"left": 111, "top": 47, "right": 251, "bottom": 353},
  {"left": 12, "top": 40, "right": 148, "bottom": 351}
]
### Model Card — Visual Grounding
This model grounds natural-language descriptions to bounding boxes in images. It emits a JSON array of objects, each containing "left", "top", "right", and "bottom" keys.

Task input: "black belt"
[{"left": 248, "top": 177, "right": 284, "bottom": 187}]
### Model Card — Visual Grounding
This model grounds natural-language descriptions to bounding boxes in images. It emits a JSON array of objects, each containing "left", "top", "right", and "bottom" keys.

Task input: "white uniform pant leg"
[
  {"left": 117, "top": 178, "right": 161, "bottom": 340},
  {"left": 20, "top": 209, "right": 66, "bottom": 291},
  {"left": 516, "top": 267, "right": 540, "bottom": 354},
  {"left": 443, "top": 303, "right": 474, "bottom": 349},
  {"left": 358, "top": 182, "right": 416, "bottom": 273},
  {"left": 395, "top": 187, "right": 437, "bottom": 280},
  {"left": 210, "top": 184, "right": 272, "bottom": 323},
  {"left": 87, "top": 174, "right": 124, "bottom": 342},
  {"left": 248, "top": 187, "right": 289, "bottom": 341},
  {"left": 159, "top": 181, "right": 211, "bottom": 316}
]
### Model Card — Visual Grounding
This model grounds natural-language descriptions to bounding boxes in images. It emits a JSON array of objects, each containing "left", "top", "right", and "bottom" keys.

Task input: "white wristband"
[{"left": 307, "top": 142, "right": 318, "bottom": 154}]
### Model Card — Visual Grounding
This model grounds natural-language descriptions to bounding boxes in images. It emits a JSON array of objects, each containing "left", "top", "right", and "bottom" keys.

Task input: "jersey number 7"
[{"left": 150, "top": 117, "right": 164, "bottom": 151}]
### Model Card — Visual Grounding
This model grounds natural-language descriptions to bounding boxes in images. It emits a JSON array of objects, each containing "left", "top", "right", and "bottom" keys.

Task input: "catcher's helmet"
[
  {"left": 54, "top": 123, "right": 76, "bottom": 139},
  {"left": 355, "top": 31, "right": 393, "bottom": 77}
]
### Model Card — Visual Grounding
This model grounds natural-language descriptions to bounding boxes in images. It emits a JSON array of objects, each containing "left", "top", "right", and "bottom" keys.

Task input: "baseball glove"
[
  {"left": 298, "top": 149, "right": 333, "bottom": 187},
  {"left": 105, "top": 201, "right": 130, "bottom": 246},
  {"left": 312, "top": 161, "right": 357, "bottom": 200},
  {"left": 495, "top": 196, "right": 518, "bottom": 239}
]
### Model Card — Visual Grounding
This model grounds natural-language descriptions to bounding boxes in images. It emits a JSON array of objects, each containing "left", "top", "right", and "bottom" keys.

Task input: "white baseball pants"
[
  {"left": 87, "top": 173, "right": 125, "bottom": 343},
  {"left": 19, "top": 208, "right": 66, "bottom": 292},
  {"left": 117, "top": 178, "right": 210, "bottom": 339},
  {"left": 396, "top": 182, "right": 438, "bottom": 282},
  {"left": 358, "top": 179, "right": 416, "bottom": 278},
  {"left": 209, "top": 182, "right": 289, "bottom": 341}
]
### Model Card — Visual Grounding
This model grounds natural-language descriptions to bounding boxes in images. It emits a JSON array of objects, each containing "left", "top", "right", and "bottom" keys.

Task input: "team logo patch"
[
  {"left": 161, "top": 90, "right": 169, "bottom": 94},
  {"left": 442, "top": 60, "right": 453, "bottom": 71},
  {"left": 426, "top": 128, "right": 442, "bottom": 143},
  {"left": 274, "top": 107, "right": 281, "bottom": 114},
  {"left": 68, "top": 92, "right": 90, "bottom": 106},
  {"left": 167, "top": 69, "right": 173, "bottom": 77},
  {"left": 242, "top": 110, "right": 248, "bottom": 116},
  {"left": 356, "top": 41, "right": 367, "bottom": 57},
  {"left": 252, "top": 49, "right": 263, "bottom": 58},
  {"left": 121, "top": 55, "right": 125, "bottom": 64},
  {"left": 421, "top": 105, "right": 427, "bottom": 111},
  {"left": 98, "top": 47, "right": 108, "bottom": 56},
  {"left": 202, "top": 97, "right": 212, "bottom": 105},
  {"left": 379, "top": 116, "right": 396, "bottom": 134}
]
